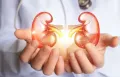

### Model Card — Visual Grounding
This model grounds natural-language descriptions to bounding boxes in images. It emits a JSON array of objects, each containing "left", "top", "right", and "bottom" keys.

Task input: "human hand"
[
  {"left": 14, "top": 29, "right": 64, "bottom": 75},
  {"left": 65, "top": 33, "right": 119, "bottom": 74}
]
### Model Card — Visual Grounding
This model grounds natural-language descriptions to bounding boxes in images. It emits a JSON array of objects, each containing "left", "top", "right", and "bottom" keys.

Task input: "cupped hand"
[
  {"left": 14, "top": 29, "right": 64, "bottom": 75},
  {"left": 65, "top": 33, "right": 119, "bottom": 74}
]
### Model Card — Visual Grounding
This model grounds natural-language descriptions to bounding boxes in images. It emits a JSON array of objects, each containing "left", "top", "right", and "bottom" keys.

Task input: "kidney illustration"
[
  {"left": 32, "top": 12, "right": 62, "bottom": 48},
  {"left": 32, "top": 12, "right": 100, "bottom": 48},
  {"left": 69, "top": 12, "right": 100, "bottom": 48}
]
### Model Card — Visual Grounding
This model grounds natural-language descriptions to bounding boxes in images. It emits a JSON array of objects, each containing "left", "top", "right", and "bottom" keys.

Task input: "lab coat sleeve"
[
  {"left": 0, "top": 0, "right": 18, "bottom": 42},
  {"left": 73, "top": 69, "right": 109, "bottom": 77},
  {"left": 0, "top": 0, "right": 21, "bottom": 76},
  {"left": 0, "top": 1, "right": 49, "bottom": 77},
  {"left": 0, "top": 0, "right": 38, "bottom": 77}
]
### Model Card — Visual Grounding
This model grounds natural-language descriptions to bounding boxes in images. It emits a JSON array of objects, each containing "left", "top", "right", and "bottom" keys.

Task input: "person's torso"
[{"left": 0, "top": 0, "right": 120, "bottom": 77}]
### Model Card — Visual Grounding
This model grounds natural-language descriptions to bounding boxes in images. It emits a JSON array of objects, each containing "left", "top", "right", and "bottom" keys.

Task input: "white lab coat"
[{"left": 0, "top": 0, "right": 120, "bottom": 77}]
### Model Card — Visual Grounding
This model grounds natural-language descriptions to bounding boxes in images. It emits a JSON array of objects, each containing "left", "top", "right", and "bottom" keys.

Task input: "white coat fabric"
[{"left": 0, "top": 0, "right": 120, "bottom": 77}]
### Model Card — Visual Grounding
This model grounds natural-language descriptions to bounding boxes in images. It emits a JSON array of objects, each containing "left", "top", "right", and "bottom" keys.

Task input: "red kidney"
[
  {"left": 31, "top": 12, "right": 57, "bottom": 48},
  {"left": 71, "top": 12, "right": 100, "bottom": 48},
  {"left": 31, "top": 12, "right": 100, "bottom": 48}
]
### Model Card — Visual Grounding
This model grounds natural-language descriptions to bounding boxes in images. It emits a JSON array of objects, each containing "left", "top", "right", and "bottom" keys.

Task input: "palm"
[
  {"left": 96, "top": 33, "right": 118, "bottom": 55},
  {"left": 15, "top": 29, "right": 118, "bottom": 60},
  {"left": 95, "top": 34, "right": 109, "bottom": 55}
]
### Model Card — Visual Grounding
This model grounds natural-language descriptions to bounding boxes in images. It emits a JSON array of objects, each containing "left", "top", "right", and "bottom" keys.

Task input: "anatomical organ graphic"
[{"left": 31, "top": 12, "right": 100, "bottom": 48}]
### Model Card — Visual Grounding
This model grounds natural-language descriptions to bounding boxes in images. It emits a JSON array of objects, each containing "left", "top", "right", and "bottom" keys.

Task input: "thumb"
[
  {"left": 14, "top": 29, "right": 32, "bottom": 41},
  {"left": 101, "top": 34, "right": 119, "bottom": 47},
  {"left": 110, "top": 36, "right": 119, "bottom": 47}
]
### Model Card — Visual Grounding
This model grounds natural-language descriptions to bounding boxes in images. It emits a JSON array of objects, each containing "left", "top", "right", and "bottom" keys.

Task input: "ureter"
[{"left": 14, "top": 0, "right": 23, "bottom": 30}]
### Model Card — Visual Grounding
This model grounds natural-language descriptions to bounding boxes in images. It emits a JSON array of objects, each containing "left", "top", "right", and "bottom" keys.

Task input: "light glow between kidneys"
[
  {"left": 58, "top": 30, "right": 74, "bottom": 48},
  {"left": 31, "top": 12, "right": 100, "bottom": 48}
]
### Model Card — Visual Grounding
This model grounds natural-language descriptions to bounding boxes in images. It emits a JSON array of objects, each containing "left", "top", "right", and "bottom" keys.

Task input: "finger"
[
  {"left": 30, "top": 46, "right": 51, "bottom": 70},
  {"left": 30, "top": 48, "right": 40, "bottom": 60},
  {"left": 85, "top": 43, "right": 104, "bottom": 68},
  {"left": 75, "top": 50, "right": 96, "bottom": 74},
  {"left": 64, "top": 60, "right": 72, "bottom": 73},
  {"left": 110, "top": 36, "right": 119, "bottom": 47},
  {"left": 43, "top": 48, "right": 59, "bottom": 75},
  {"left": 69, "top": 52, "right": 82, "bottom": 74},
  {"left": 20, "top": 40, "right": 38, "bottom": 63},
  {"left": 55, "top": 56, "right": 64, "bottom": 75},
  {"left": 14, "top": 29, "right": 31, "bottom": 41},
  {"left": 100, "top": 34, "right": 119, "bottom": 47}
]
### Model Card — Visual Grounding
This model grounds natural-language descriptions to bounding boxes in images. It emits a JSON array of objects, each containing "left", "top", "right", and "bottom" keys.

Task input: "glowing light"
[
  {"left": 69, "top": 26, "right": 83, "bottom": 37},
  {"left": 31, "top": 12, "right": 100, "bottom": 48},
  {"left": 58, "top": 29, "right": 74, "bottom": 48},
  {"left": 48, "top": 26, "right": 63, "bottom": 37}
]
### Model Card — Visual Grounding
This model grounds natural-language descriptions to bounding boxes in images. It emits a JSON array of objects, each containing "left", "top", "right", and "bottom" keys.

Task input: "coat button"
[{"left": 78, "top": 0, "right": 92, "bottom": 10}]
